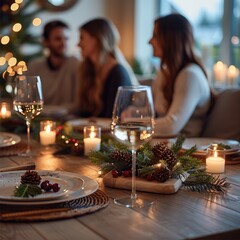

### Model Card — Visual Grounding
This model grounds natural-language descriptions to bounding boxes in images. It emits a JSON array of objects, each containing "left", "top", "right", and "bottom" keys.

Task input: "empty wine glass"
[
  {"left": 111, "top": 86, "right": 155, "bottom": 208},
  {"left": 13, "top": 75, "right": 43, "bottom": 156}
]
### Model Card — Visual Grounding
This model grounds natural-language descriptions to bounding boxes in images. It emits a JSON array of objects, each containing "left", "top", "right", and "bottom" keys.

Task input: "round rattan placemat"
[{"left": 0, "top": 190, "right": 109, "bottom": 222}]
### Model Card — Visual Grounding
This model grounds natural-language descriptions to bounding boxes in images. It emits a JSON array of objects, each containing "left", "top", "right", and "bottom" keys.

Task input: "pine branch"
[
  {"left": 182, "top": 173, "right": 231, "bottom": 194},
  {"left": 171, "top": 134, "right": 185, "bottom": 154},
  {"left": 178, "top": 155, "right": 202, "bottom": 172}
]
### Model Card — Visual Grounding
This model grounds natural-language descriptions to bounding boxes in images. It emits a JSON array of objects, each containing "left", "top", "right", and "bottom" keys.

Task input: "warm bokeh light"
[
  {"left": 32, "top": 18, "right": 42, "bottom": 26},
  {"left": 15, "top": 0, "right": 23, "bottom": 3},
  {"left": 1, "top": 36, "right": 10, "bottom": 45},
  {"left": 0, "top": 57, "right": 6, "bottom": 66},
  {"left": 13, "top": 23, "right": 22, "bottom": 32},
  {"left": 1, "top": 4, "right": 9, "bottom": 12},
  {"left": 5, "top": 52, "right": 13, "bottom": 60},
  {"left": 231, "top": 36, "right": 239, "bottom": 45},
  {"left": 17, "top": 61, "right": 28, "bottom": 71},
  {"left": 8, "top": 57, "right": 17, "bottom": 66},
  {"left": 10, "top": 3, "right": 19, "bottom": 11}
]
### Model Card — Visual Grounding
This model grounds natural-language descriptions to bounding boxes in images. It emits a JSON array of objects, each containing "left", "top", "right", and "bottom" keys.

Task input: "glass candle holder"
[
  {"left": 0, "top": 102, "right": 12, "bottom": 119},
  {"left": 206, "top": 144, "right": 225, "bottom": 173},
  {"left": 83, "top": 126, "right": 101, "bottom": 156},
  {"left": 40, "top": 120, "right": 56, "bottom": 146}
]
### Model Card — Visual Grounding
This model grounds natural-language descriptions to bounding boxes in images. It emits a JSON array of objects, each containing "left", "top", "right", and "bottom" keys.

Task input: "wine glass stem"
[
  {"left": 26, "top": 119, "right": 31, "bottom": 153},
  {"left": 131, "top": 149, "right": 137, "bottom": 201}
]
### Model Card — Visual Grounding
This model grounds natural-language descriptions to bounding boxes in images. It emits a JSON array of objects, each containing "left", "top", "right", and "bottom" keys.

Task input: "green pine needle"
[
  {"left": 182, "top": 173, "right": 231, "bottom": 194},
  {"left": 14, "top": 184, "right": 42, "bottom": 198}
]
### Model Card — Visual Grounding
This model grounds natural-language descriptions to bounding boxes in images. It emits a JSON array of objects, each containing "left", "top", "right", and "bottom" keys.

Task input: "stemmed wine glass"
[
  {"left": 111, "top": 86, "right": 155, "bottom": 208},
  {"left": 13, "top": 75, "right": 43, "bottom": 156}
]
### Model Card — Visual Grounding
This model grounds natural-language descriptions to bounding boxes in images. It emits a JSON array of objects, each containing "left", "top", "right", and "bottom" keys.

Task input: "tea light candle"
[
  {"left": 84, "top": 126, "right": 101, "bottom": 155},
  {"left": 0, "top": 102, "right": 11, "bottom": 119},
  {"left": 40, "top": 121, "right": 56, "bottom": 146},
  {"left": 206, "top": 145, "right": 225, "bottom": 173}
]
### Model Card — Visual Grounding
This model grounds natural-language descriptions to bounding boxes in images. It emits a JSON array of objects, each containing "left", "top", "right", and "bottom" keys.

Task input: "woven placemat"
[
  {"left": 0, "top": 190, "right": 109, "bottom": 222},
  {"left": 0, "top": 142, "right": 28, "bottom": 157}
]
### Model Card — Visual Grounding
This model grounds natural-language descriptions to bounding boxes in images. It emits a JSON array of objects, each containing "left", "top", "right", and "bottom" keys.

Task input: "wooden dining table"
[{"left": 0, "top": 135, "right": 240, "bottom": 240}]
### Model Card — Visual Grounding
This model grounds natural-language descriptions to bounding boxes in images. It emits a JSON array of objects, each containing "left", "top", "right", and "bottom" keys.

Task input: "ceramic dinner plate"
[
  {"left": 168, "top": 138, "right": 240, "bottom": 156},
  {"left": 0, "top": 132, "right": 21, "bottom": 148},
  {"left": 66, "top": 118, "right": 111, "bottom": 132},
  {"left": 0, "top": 170, "right": 99, "bottom": 205}
]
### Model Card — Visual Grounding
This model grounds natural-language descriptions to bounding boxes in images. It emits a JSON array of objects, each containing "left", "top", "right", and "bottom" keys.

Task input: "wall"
[
  {"left": 31, "top": 0, "right": 158, "bottom": 69},
  {"left": 32, "top": 0, "right": 105, "bottom": 58}
]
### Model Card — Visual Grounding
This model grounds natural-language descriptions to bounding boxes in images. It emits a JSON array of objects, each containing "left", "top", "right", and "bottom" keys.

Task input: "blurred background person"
[
  {"left": 27, "top": 20, "right": 79, "bottom": 114},
  {"left": 77, "top": 18, "right": 139, "bottom": 118},
  {"left": 149, "top": 13, "right": 211, "bottom": 137}
]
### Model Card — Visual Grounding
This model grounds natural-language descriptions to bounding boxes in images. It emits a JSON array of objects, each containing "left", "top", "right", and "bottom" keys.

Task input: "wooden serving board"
[{"left": 103, "top": 172, "right": 186, "bottom": 194}]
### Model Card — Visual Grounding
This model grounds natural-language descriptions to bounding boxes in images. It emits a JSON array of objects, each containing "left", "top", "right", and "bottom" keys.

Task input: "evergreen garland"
[{"left": 88, "top": 135, "right": 230, "bottom": 194}]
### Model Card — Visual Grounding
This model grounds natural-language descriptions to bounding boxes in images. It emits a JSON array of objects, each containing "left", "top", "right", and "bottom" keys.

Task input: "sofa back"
[{"left": 201, "top": 89, "right": 240, "bottom": 141}]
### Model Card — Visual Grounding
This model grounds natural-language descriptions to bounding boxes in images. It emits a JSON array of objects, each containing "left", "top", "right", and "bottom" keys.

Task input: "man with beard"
[{"left": 27, "top": 20, "right": 79, "bottom": 114}]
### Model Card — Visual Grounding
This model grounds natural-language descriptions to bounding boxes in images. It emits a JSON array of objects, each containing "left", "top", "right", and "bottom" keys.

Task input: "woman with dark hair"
[
  {"left": 77, "top": 18, "right": 138, "bottom": 118},
  {"left": 149, "top": 13, "right": 211, "bottom": 137}
]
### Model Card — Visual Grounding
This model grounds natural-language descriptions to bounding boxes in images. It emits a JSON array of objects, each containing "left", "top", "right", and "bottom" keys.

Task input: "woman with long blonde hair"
[
  {"left": 149, "top": 13, "right": 211, "bottom": 137},
  {"left": 77, "top": 18, "right": 138, "bottom": 118}
]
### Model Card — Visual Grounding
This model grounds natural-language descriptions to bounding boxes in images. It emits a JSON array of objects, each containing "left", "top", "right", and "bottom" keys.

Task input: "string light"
[
  {"left": 1, "top": 36, "right": 10, "bottom": 45},
  {"left": 0, "top": 57, "right": 6, "bottom": 66},
  {"left": 8, "top": 57, "right": 17, "bottom": 67},
  {"left": 5, "top": 52, "right": 13, "bottom": 60},
  {"left": 32, "top": 18, "right": 42, "bottom": 27},
  {"left": 13, "top": 23, "right": 22, "bottom": 32},
  {"left": 15, "top": 0, "right": 23, "bottom": 3},
  {"left": 10, "top": 3, "right": 19, "bottom": 11}
]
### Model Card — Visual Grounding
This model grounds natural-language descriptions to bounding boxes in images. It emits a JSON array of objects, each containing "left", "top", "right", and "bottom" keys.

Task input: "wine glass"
[
  {"left": 111, "top": 86, "right": 155, "bottom": 208},
  {"left": 13, "top": 75, "right": 43, "bottom": 156}
]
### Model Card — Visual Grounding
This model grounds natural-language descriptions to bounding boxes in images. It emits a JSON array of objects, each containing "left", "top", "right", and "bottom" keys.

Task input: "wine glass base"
[{"left": 114, "top": 197, "right": 154, "bottom": 208}]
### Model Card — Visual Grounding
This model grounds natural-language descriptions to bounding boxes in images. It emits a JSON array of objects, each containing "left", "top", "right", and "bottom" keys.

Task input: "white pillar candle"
[
  {"left": 213, "top": 61, "right": 227, "bottom": 83},
  {"left": 83, "top": 137, "right": 101, "bottom": 155},
  {"left": 40, "top": 121, "right": 56, "bottom": 145},
  {"left": 206, "top": 145, "right": 225, "bottom": 173},
  {"left": 84, "top": 126, "right": 101, "bottom": 155}
]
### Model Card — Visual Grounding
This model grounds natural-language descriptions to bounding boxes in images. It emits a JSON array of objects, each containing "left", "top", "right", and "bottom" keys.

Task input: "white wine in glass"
[
  {"left": 111, "top": 86, "right": 155, "bottom": 208},
  {"left": 13, "top": 75, "right": 43, "bottom": 156}
]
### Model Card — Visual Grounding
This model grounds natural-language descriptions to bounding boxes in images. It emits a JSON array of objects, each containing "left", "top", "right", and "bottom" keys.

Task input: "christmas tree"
[{"left": 0, "top": 0, "right": 44, "bottom": 97}]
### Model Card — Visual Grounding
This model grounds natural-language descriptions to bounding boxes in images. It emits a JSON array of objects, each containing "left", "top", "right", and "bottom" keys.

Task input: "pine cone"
[
  {"left": 152, "top": 143, "right": 177, "bottom": 170},
  {"left": 152, "top": 143, "right": 168, "bottom": 159},
  {"left": 164, "top": 148, "right": 177, "bottom": 170},
  {"left": 21, "top": 170, "right": 41, "bottom": 185},
  {"left": 110, "top": 150, "right": 132, "bottom": 165},
  {"left": 153, "top": 167, "right": 170, "bottom": 182}
]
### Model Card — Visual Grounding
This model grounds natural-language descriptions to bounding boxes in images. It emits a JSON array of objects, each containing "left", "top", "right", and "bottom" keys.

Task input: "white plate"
[
  {"left": 66, "top": 118, "right": 111, "bottom": 132},
  {"left": 169, "top": 138, "right": 240, "bottom": 156},
  {"left": 0, "top": 133, "right": 21, "bottom": 147},
  {"left": 0, "top": 170, "right": 98, "bottom": 205}
]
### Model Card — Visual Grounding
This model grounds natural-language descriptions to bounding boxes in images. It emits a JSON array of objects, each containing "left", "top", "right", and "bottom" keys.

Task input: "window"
[{"left": 159, "top": 0, "right": 239, "bottom": 88}]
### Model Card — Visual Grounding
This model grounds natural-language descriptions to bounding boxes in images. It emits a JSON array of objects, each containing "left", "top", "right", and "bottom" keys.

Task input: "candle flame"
[
  {"left": 1, "top": 106, "right": 7, "bottom": 115},
  {"left": 212, "top": 144, "right": 218, "bottom": 158},
  {"left": 45, "top": 125, "right": 51, "bottom": 132}
]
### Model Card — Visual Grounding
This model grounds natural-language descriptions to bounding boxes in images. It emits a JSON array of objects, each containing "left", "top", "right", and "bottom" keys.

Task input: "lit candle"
[
  {"left": 0, "top": 102, "right": 11, "bottom": 119},
  {"left": 227, "top": 65, "right": 239, "bottom": 85},
  {"left": 206, "top": 144, "right": 225, "bottom": 173},
  {"left": 83, "top": 126, "right": 101, "bottom": 155},
  {"left": 213, "top": 61, "right": 227, "bottom": 83},
  {"left": 40, "top": 120, "right": 56, "bottom": 146}
]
